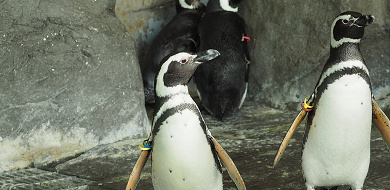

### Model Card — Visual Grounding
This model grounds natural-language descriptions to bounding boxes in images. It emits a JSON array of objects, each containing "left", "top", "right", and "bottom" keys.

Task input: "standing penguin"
[
  {"left": 273, "top": 11, "right": 390, "bottom": 190},
  {"left": 140, "top": 0, "right": 205, "bottom": 104},
  {"left": 194, "top": 0, "right": 250, "bottom": 120},
  {"left": 126, "top": 50, "right": 246, "bottom": 190}
]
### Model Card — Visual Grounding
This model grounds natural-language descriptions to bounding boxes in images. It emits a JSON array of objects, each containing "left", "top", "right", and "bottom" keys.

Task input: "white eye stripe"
[
  {"left": 178, "top": 0, "right": 196, "bottom": 9},
  {"left": 219, "top": 0, "right": 238, "bottom": 12}
]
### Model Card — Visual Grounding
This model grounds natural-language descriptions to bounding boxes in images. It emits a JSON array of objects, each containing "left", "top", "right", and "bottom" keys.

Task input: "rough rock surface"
[
  {"left": 115, "top": 0, "right": 176, "bottom": 50},
  {"left": 0, "top": 0, "right": 149, "bottom": 172}
]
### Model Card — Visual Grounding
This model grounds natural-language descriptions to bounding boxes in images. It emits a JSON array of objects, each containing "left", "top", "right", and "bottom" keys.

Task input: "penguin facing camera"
[
  {"left": 126, "top": 50, "right": 246, "bottom": 190},
  {"left": 273, "top": 11, "right": 390, "bottom": 190},
  {"left": 194, "top": 0, "right": 250, "bottom": 120},
  {"left": 140, "top": 0, "right": 206, "bottom": 104}
]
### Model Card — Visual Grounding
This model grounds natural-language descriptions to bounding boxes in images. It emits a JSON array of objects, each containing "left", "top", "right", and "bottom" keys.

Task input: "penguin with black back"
[
  {"left": 273, "top": 11, "right": 390, "bottom": 190},
  {"left": 126, "top": 50, "right": 246, "bottom": 190},
  {"left": 194, "top": 0, "right": 250, "bottom": 120},
  {"left": 140, "top": 0, "right": 205, "bottom": 104}
]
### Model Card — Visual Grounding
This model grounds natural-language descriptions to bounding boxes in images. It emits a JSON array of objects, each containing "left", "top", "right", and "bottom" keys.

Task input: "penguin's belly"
[
  {"left": 152, "top": 109, "right": 222, "bottom": 190},
  {"left": 302, "top": 74, "right": 372, "bottom": 188}
]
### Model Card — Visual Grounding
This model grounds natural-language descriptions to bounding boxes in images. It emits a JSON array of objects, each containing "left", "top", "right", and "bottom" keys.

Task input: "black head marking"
[
  {"left": 163, "top": 58, "right": 198, "bottom": 87},
  {"left": 155, "top": 50, "right": 219, "bottom": 98},
  {"left": 331, "top": 11, "right": 374, "bottom": 48}
]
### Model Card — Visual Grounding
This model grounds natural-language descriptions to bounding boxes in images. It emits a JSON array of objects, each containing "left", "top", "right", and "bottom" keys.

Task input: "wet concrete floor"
[
  {"left": 20, "top": 100, "right": 390, "bottom": 190},
  {"left": 106, "top": 100, "right": 390, "bottom": 190}
]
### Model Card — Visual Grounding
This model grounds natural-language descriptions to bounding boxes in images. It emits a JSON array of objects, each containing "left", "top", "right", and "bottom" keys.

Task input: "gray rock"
[
  {"left": 114, "top": 0, "right": 177, "bottom": 49},
  {"left": 240, "top": 0, "right": 390, "bottom": 111},
  {"left": 0, "top": 0, "right": 149, "bottom": 172}
]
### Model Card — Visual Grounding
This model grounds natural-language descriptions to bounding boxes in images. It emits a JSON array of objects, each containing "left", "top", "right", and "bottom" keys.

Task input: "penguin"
[
  {"left": 273, "top": 11, "right": 390, "bottom": 190},
  {"left": 301, "top": 12, "right": 375, "bottom": 190},
  {"left": 140, "top": 0, "right": 205, "bottom": 104},
  {"left": 194, "top": 0, "right": 250, "bottom": 120},
  {"left": 126, "top": 50, "right": 246, "bottom": 190}
]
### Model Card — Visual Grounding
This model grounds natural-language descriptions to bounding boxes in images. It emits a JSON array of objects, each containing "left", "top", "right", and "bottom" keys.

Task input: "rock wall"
[
  {"left": 0, "top": 0, "right": 149, "bottom": 172},
  {"left": 241, "top": 0, "right": 390, "bottom": 110},
  {"left": 116, "top": 0, "right": 389, "bottom": 112}
]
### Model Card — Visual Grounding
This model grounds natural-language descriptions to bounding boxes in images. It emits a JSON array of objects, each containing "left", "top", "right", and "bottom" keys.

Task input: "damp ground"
[{"left": 1, "top": 100, "right": 390, "bottom": 190}]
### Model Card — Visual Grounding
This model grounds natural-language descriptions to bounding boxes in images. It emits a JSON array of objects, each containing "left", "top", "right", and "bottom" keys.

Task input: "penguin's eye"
[
  {"left": 180, "top": 59, "right": 187, "bottom": 64},
  {"left": 342, "top": 19, "right": 349, "bottom": 24}
]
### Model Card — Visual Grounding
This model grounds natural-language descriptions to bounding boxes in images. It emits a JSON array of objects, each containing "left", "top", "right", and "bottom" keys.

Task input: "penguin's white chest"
[
  {"left": 302, "top": 74, "right": 372, "bottom": 188},
  {"left": 151, "top": 109, "right": 222, "bottom": 190}
]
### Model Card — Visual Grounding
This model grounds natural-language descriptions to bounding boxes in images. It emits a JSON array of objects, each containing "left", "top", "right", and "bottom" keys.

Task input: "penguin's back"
[{"left": 195, "top": 12, "right": 248, "bottom": 119}]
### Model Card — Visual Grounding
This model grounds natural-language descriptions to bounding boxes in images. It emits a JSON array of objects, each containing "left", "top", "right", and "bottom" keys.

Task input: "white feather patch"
[
  {"left": 152, "top": 110, "right": 222, "bottom": 189},
  {"left": 178, "top": 0, "right": 196, "bottom": 9},
  {"left": 219, "top": 0, "right": 238, "bottom": 12}
]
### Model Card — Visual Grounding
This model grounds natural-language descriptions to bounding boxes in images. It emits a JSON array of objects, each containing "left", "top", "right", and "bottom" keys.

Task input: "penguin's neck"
[
  {"left": 154, "top": 86, "right": 194, "bottom": 115},
  {"left": 152, "top": 88, "right": 196, "bottom": 130},
  {"left": 328, "top": 42, "right": 363, "bottom": 63},
  {"left": 323, "top": 42, "right": 364, "bottom": 70}
]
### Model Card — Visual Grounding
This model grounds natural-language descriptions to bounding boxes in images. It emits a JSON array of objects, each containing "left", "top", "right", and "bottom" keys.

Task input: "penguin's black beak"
[
  {"left": 355, "top": 15, "right": 375, "bottom": 27},
  {"left": 194, "top": 49, "right": 220, "bottom": 63}
]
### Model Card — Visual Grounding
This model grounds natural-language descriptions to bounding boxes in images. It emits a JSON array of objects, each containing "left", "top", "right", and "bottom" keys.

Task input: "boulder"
[{"left": 0, "top": 0, "right": 149, "bottom": 172}]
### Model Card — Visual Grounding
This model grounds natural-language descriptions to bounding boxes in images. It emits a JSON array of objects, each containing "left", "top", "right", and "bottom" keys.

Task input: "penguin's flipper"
[
  {"left": 372, "top": 98, "right": 390, "bottom": 148},
  {"left": 126, "top": 150, "right": 151, "bottom": 190},
  {"left": 210, "top": 137, "right": 246, "bottom": 190},
  {"left": 273, "top": 109, "right": 307, "bottom": 168}
]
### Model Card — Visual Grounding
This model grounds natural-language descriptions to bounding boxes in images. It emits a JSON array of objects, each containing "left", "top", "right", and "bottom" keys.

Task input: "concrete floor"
[
  {"left": 3, "top": 100, "right": 390, "bottom": 190},
  {"left": 98, "top": 100, "right": 390, "bottom": 189}
]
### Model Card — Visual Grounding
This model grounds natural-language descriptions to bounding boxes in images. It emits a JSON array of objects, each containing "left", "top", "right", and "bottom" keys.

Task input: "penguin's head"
[
  {"left": 331, "top": 11, "right": 375, "bottom": 48},
  {"left": 155, "top": 49, "right": 220, "bottom": 98},
  {"left": 206, "top": 0, "right": 241, "bottom": 12},
  {"left": 176, "top": 0, "right": 206, "bottom": 13}
]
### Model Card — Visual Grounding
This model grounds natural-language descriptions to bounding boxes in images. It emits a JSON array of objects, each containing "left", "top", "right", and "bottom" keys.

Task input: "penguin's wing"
[
  {"left": 242, "top": 33, "right": 251, "bottom": 83},
  {"left": 210, "top": 136, "right": 246, "bottom": 190},
  {"left": 273, "top": 109, "right": 308, "bottom": 168},
  {"left": 126, "top": 150, "right": 151, "bottom": 190},
  {"left": 372, "top": 98, "right": 390, "bottom": 148},
  {"left": 273, "top": 95, "right": 314, "bottom": 167}
]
